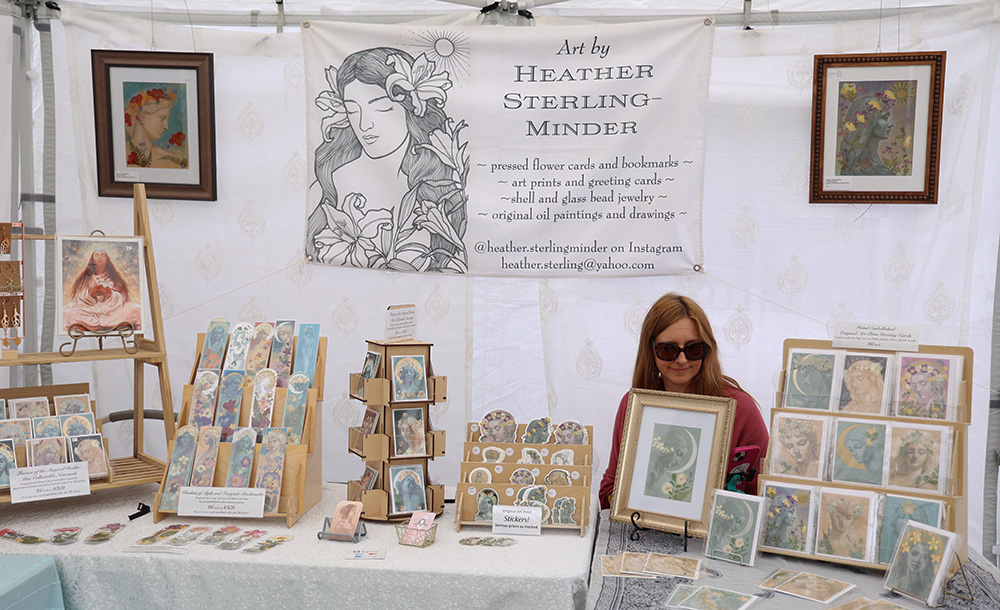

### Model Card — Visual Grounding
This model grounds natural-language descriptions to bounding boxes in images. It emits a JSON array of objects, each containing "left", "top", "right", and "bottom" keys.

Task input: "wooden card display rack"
[
  {"left": 455, "top": 422, "right": 592, "bottom": 536},
  {"left": 762, "top": 338, "right": 972, "bottom": 570},
  {"left": 0, "top": 184, "right": 176, "bottom": 502},
  {"left": 152, "top": 331, "right": 327, "bottom": 527},
  {"left": 346, "top": 339, "right": 447, "bottom": 521}
]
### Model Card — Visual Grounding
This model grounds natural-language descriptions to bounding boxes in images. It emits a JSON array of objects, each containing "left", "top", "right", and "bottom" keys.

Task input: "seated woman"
[
  {"left": 599, "top": 293, "right": 769, "bottom": 509},
  {"left": 62, "top": 249, "right": 141, "bottom": 333}
]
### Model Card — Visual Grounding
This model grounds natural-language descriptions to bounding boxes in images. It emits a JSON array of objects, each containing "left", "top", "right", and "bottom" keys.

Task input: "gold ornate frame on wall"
[{"left": 609, "top": 389, "right": 735, "bottom": 537}]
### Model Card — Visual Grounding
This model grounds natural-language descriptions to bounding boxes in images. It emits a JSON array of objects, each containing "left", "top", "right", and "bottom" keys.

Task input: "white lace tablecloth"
[
  {"left": 587, "top": 510, "right": 1000, "bottom": 610},
  {"left": 0, "top": 483, "right": 597, "bottom": 610}
]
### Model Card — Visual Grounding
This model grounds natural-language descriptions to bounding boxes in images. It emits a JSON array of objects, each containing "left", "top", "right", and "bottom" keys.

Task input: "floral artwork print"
[
  {"left": 761, "top": 484, "right": 813, "bottom": 553},
  {"left": 308, "top": 47, "right": 470, "bottom": 273},
  {"left": 158, "top": 425, "right": 199, "bottom": 511},
  {"left": 643, "top": 423, "right": 700, "bottom": 502},
  {"left": 836, "top": 80, "right": 917, "bottom": 177},
  {"left": 706, "top": 492, "right": 763, "bottom": 565},
  {"left": 122, "top": 82, "right": 188, "bottom": 169}
]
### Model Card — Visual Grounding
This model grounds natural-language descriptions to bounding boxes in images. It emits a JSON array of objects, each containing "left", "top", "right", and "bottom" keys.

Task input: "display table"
[
  {"left": 0, "top": 555, "right": 65, "bottom": 610},
  {"left": 587, "top": 510, "right": 1000, "bottom": 610},
  {"left": 0, "top": 483, "right": 596, "bottom": 609}
]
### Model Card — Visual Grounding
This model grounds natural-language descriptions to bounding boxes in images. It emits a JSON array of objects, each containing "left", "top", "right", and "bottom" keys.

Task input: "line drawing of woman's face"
[{"left": 343, "top": 81, "right": 408, "bottom": 159}]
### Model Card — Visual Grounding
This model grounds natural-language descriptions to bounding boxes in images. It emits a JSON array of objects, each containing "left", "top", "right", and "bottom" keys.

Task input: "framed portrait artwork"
[
  {"left": 608, "top": 389, "right": 735, "bottom": 537},
  {"left": 388, "top": 461, "right": 428, "bottom": 515},
  {"left": 390, "top": 355, "right": 428, "bottom": 402},
  {"left": 91, "top": 50, "right": 217, "bottom": 201},
  {"left": 56, "top": 236, "right": 148, "bottom": 336},
  {"left": 809, "top": 52, "right": 945, "bottom": 204},
  {"left": 391, "top": 406, "right": 427, "bottom": 457}
]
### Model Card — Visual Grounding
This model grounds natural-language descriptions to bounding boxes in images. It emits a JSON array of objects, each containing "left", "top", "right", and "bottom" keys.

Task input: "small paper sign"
[
  {"left": 385, "top": 304, "right": 417, "bottom": 342},
  {"left": 832, "top": 322, "right": 919, "bottom": 351},
  {"left": 345, "top": 549, "right": 386, "bottom": 560},
  {"left": 492, "top": 505, "right": 542, "bottom": 536},
  {"left": 824, "top": 177, "right": 852, "bottom": 191},
  {"left": 9, "top": 462, "right": 90, "bottom": 503},
  {"left": 177, "top": 487, "right": 265, "bottom": 518}
]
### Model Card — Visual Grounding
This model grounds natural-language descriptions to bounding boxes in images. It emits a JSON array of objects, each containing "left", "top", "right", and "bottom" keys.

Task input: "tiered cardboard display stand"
[
  {"left": 763, "top": 338, "right": 971, "bottom": 570},
  {"left": 152, "top": 332, "right": 327, "bottom": 527},
  {"left": 455, "top": 422, "right": 592, "bottom": 536},
  {"left": 0, "top": 184, "right": 175, "bottom": 500},
  {"left": 346, "top": 339, "right": 446, "bottom": 521}
]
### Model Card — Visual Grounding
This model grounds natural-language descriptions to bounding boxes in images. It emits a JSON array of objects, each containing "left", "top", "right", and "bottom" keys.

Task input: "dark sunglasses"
[{"left": 651, "top": 341, "right": 710, "bottom": 362}]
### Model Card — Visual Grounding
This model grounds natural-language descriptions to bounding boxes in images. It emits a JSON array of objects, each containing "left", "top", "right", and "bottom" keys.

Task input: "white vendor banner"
[{"left": 303, "top": 19, "right": 713, "bottom": 277}]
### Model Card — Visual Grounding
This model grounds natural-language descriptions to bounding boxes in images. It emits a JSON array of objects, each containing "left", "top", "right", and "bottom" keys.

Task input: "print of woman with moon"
[
  {"left": 707, "top": 495, "right": 756, "bottom": 562},
  {"left": 643, "top": 424, "right": 699, "bottom": 502},
  {"left": 785, "top": 353, "right": 835, "bottom": 409},
  {"left": 832, "top": 422, "right": 886, "bottom": 486}
]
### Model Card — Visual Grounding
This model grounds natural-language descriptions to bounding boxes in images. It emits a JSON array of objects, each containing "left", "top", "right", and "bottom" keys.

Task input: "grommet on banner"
[{"left": 693, "top": 264, "right": 703, "bottom": 273}]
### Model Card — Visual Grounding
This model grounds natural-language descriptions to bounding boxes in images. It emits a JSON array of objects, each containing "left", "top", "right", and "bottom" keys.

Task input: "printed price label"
[
  {"left": 492, "top": 505, "right": 542, "bottom": 536},
  {"left": 832, "top": 322, "right": 919, "bottom": 351},
  {"left": 9, "top": 462, "right": 90, "bottom": 503},
  {"left": 177, "top": 487, "right": 265, "bottom": 518}
]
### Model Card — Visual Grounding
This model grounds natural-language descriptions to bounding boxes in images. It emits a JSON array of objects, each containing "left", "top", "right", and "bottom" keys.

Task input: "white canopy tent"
[{"left": 3, "top": 0, "right": 999, "bottom": 562}]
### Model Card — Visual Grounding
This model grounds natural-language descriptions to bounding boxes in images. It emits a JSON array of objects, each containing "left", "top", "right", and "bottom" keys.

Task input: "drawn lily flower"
[
  {"left": 385, "top": 53, "right": 452, "bottom": 117},
  {"left": 315, "top": 66, "right": 350, "bottom": 138},
  {"left": 418, "top": 119, "right": 469, "bottom": 179},
  {"left": 414, "top": 199, "right": 464, "bottom": 249},
  {"left": 314, "top": 192, "right": 393, "bottom": 267}
]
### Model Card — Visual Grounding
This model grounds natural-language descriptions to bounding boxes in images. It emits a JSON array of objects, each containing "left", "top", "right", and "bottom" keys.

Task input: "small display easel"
[{"left": 317, "top": 518, "right": 367, "bottom": 543}]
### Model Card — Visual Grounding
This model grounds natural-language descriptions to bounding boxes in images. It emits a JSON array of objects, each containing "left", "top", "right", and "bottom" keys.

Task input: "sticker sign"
[
  {"left": 177, "top": 487, "right": 265, "bottom": 518},
  {"left": 492, "top": 505, "right": 542, "bottom": 536},
  {"left": 832, "top": 322, "right": 919, "bottom": 351},
  {"left": 9, "top": 462, "right": 90, "bottom": 503}
]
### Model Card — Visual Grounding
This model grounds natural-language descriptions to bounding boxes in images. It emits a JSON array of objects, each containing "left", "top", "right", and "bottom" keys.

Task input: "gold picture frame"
[
  {"left": 609, "top": 389, "right": 735, "bottom": 537},
  {"left": 809, "top": 52, "right": 945, "bottom": 204}
]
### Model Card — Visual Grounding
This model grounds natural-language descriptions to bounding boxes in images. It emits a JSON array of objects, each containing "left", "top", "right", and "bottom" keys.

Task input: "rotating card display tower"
[
  {"left": 762, "top": 338, "right": 972, "bottom": 570},
  {"left": 0, "top": 184, "right": 175, "bottom": 502},
  {"left": 347, "top": 339, "right": 447, "bottom": 520}
]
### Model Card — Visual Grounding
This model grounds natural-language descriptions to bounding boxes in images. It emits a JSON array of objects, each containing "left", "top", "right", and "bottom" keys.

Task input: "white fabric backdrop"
[
  {"left": 1, "top": 13, "right": 13, "bottom": 223},
  {"left": 37, "top": 2, "right": 1000, "bottom": 556}
]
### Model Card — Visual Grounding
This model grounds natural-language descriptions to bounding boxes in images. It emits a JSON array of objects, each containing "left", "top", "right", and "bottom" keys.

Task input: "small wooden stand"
[
  {"left": 347, "top": 339, "right": 447, "bottom": 521},
  {"left": 151, "top": 331, "right": 327, "bottom": 527},
  {"left": 455, "top": 422, "right": 592, "bottom": 537},
  {"left": 0, "top": 184, "right": 176, "bottom": 502}
]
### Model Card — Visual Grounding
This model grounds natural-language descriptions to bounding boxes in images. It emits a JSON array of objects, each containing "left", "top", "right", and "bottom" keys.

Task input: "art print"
[
  {"left": 0, "top": 439, "right": 16, "bottom": 489},
  {"left": 552, "top": 497, "right": 577, "bottom": 525},
  {"left": 189, "top": 369, "right": 220, "bottom": 429},
  {"left": 642, "top": 552, "right": 700, "bottom": 579},
  {"left": 32, "top": 416, "right": 62, "bottom": 439},
  {"left": 291, "top": 323, "right": 320, "bottom": 385},
  {"left": 518, "top": 447, "right": 543, "bottom": 464},
  {"left": 222, "top": 322, "right": 253, "bottom": 371},
  {"left": 10, "top": 397, "right": 50, "bottom": 419},
  {"left": 56, "top": 236, "right": 146, "bottom": 335},
  {"left": 351, "top": 465, "right": 380, "bottom": 501},
  {"left": 330, "top": 500, "right": 363, "bottom": 536},
  {"left": 883, "top": 521, "right": 959, "bottom": 605},
  {"left": 815, "top": 489, "right": 876, "bottom": 562},
  {"left": 282, "top": 372, "right": 311, "bottom": 445},
  {"left": 0, "top": 398, "right": 5, "bottom": 419},
  {"left": 665, "top": 584, "right": 699, "bottom": 607},
  {"left": 353, "top": 407, "right": 380, "bottom": 453},
  {"left": 553, "top": 420, "right": 588, "bottom": 445},
  {"left": 704, "top": 490, "right": 765, "bottom": 566},
  {"left": 225, "top": 427, "right": 257, "bottom": 488},
  {"left": 391, "top": 355, "right": 428, "bottom": 402},
  {"left": 159, "top": 424, "right": 199, "bottom": 511},
  {"left": 389, "top": 463, "right": 427, "bottom": 515},
  {"left": 544, "top": 468, "right": 570, "bottom": 486},
  {"left": 838, "top": 352, "right": 891, "bottom": 414},
  {"left": 255, "top": 427, "right": 287, "bottom": 513},
  {"left": 69, "top": 434, "right": 109, "bottom": 478},
  {"left": 54, "top": 394, "right": 90, "bottom": 415},
  {"left": 250, "top": 368, "right": 278, "bottom": 429},
  {"left": 772, "top": 572, "right": 854, "bottom": 604},
  {"left": 189, "top": 426, "right": 222, "bottom": 487},
  {"left": 400, "top": 511, "right": 435, "bottom": 545},
  {"left": 306, "top": 43, "right": 469, "bottom": 273},
  {"left": 676, "top": 586, "right": 757, "bottom": 610},
  {"left": 198, "top": 317, "right": 230, "bottom": 370},
  {"left": 831, "top": 419, "right": 887, "bottom": 486},
  {"left": 392, "top": 407, "right": 426, "bottom": 456},
  {"left": 770, "top": 413, "right": 828, "bottom": 479},
  {"left": 619, "top": 552, "right": 651, "bottom": 575},
  {"left": 213, "top": 370, "right": 245, "bottom": 442},
  {"left": 810, "top": 53, "right": 945, "bottom": 204},
  {"left": 886, "top": 424, "right": 948, "bottom": 493},
  {"left": 509, "top": 467, "right": 534, "bottom": 485},
  {"left": 0, "top": 419, "right": 32, "bottom": 448},
  {"left": 758, "top": 568, "right": 798, "bottom": 589},
  {"left": 61, "top": 411, "right": 97, "bottom": 437},
  {"left": 514, "top": 484, "right": 551, "bottom": 523},
  {"left": 361, "top": 350, "right": 381, "bottom": 379},
  {"left": 270, "top": 320, "right": 295, "bottom": 387},
  {"left": 522, "top": 416, "right": 552, "bottom": 444},
  {"left": 643, "top": 423, "right": 700, "bottom": 502},
  {"left": 783, "top": 349, "right": 839, "bottom": 410},
  {"left": 878, "top": 494, "right": 944, "bottom": 564},
  {"left": 245, "top": 322, "right": 275, "bottom": 379},
  {"left": 895, "top": 353, "right": 961, "bottom": 420},
  {"left": 828, "top": 598, "right": 877, "bottom": 610},
  {"left": 761, "top": 482, "right": 815, "bottom": 554},
  {"left": 600, "top": 554, "right": 653, "bottom": 579},
  {"left": 468, "top": 466, "right": 492, "bottom": 484},
  {"left": 28, "top": 436, "right": 67, "bottom": 467},
  {"left": 92, "top": 50, "right": 216, "bottom": 200},
  {"left": 474, "top": 488, "right": 499, "bottom": 521},
  {"left": 481, "top": 446, "right": 505, "bottom": 463},
  {"left": 550, "top": 448, "right": 574, "bottom": 465}
]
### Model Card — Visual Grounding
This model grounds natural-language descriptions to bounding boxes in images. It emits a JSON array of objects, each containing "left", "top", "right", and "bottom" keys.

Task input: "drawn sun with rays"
[{"left": 402, "top": 29, "right": 471, "bottom": 82}]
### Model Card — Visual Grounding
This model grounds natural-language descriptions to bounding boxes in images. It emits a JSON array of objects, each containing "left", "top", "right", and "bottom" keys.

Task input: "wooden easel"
[{"left": 0, "top": 183, "right": 176, "bottom": 502}]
